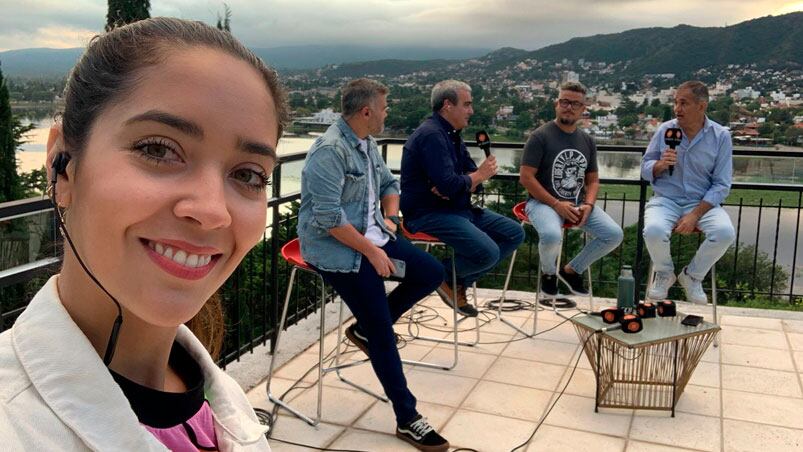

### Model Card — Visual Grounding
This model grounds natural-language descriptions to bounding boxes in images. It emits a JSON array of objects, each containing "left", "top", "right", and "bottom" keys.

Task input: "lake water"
[{"left": 15, "top": 115, "right": 803, "bottom": 292}]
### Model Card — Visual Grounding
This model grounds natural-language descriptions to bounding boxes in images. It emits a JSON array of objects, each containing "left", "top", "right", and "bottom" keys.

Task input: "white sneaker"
[
  {"left": 647, "top": 271, "right": 676, "bottom": 300},
  {"left": 678, "top": 267, "right": 708, "bottom": 305}
]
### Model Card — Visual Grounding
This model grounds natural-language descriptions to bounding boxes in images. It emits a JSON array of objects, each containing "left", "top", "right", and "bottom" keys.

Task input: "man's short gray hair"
[
  {"left": 677, "top": 80, "right": 709, "bottom": 104},
  {"left": 431, "top": 80, "right": 471, "bottom": 112},
  {"left": 341, "top": 78, "right": 389, "bottom": 118}
]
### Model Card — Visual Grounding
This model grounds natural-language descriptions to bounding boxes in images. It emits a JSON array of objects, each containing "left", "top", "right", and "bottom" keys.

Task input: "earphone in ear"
[{"left": 50, "top": 152, "right": 71, "bottom": 186}]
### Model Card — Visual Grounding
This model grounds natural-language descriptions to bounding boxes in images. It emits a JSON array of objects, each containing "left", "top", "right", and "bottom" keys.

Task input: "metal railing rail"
[{"left": 2, "top": 140, "right": 802, "bottom": 365}]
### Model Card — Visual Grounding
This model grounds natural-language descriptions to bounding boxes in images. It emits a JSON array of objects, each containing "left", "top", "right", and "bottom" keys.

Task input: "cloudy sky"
[{"left": 1, "top": 0, "right": 802, "bottom": 52}]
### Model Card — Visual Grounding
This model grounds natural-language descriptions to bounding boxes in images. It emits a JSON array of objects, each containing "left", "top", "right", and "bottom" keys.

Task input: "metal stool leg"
[
  {"left": 266, "top": 266, "right": 319, "bottom": 425},
  {"left": 332, "top": 294, "right": 389, "bottom": 400},
  {"left": 404, "top": 246, "right": 460, "bottom": 370},
  {"left": 497, "top": 245, "right": 535, "bottom": 337},
  {"left": 266, "top": 267, "right": 387, "bottom": 427},
  {"left": 497, "top": 220, "right": 542, "bottom": 337},
  {"left": 711, "top": 264, "right": 719, "bottom": 347},
  {"left": 498, "top": 219, "right": 529, "bottom": 304}
]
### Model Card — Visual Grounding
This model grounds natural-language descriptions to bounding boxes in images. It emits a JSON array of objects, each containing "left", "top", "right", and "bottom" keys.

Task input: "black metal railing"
[{"left": 2, "top": 141, "right": 802, "bottom": 367}]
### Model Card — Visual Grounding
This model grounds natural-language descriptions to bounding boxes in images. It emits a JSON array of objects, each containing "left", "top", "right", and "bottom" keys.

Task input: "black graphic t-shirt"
[{"left": 521, "top": 121, "right": 598, "bottom": 202}]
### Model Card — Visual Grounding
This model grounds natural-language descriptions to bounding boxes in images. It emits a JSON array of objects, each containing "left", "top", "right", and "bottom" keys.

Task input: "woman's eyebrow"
[
  {"left": 124, "top": 110, "right": 204, "bottom": 138},
  {"left": 238, "top": 138, "right": 277, "bottom": 159}
]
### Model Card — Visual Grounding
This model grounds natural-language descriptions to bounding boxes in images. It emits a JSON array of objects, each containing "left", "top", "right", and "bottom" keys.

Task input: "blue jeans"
[
  {"left": 643, "top": 196, "right": 735, "bottom": 280},
  {"left": 405, "top": 208, "right": 525, "bottom": 287},
  {"left": 315, "top": 237, "right": 443, "bottom": 426},
  {"left": 526, "top": 198, "right": 624, "bottom": 274}
]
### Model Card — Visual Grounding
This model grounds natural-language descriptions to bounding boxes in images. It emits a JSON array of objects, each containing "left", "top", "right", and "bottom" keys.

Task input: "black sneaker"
[
  {"left": 396, "top": 414, "right": 450, "bottom": 451},
  {"left": 558, "top": 268, "right": 589, "bottom": 296},
  {"left": 345, "top": 323, "right": 369, "bottom": 356},
  {"left": 345, "top": 324, "right": 403, "bottom": 355},
  {"left": 434, "top": 282, "right": 479, "bottom": 317},
  {"left": 541, "top": 274, "right": 558, "bottom": 296}
]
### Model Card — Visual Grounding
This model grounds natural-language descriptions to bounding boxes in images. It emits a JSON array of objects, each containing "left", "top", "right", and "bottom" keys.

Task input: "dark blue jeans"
[
  {"left": 405, "top": 208, "right": 525, "bottom": 287},
  {"left": 315, "top": 237, "right": 443, "bottom": 426}
]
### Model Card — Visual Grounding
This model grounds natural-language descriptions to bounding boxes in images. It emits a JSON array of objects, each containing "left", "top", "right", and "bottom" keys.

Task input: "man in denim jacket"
[
  {"left": 298, "top": 79, "right": 449, "bottom": 451},
  {"left": 401, "top": 80, "right": 525, "bottom": 316}
]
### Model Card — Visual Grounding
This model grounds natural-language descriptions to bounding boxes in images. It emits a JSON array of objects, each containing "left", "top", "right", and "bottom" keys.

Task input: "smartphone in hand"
[{"left": 388, "top": 258, "right": 406, "bottom": 281}]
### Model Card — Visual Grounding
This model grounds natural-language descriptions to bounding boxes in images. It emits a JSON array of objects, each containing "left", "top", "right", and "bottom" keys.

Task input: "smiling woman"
[{"left": 0, "top": 17, "right": 288, "bottom": 451}]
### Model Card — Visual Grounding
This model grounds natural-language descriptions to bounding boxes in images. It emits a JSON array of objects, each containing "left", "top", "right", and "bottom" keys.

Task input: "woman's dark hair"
[
  {"left": 62, "top": 16, "right": 289, "bottom": 155},
  {"left": 61, "top": 17, "right": 289, "bottom": 357}
]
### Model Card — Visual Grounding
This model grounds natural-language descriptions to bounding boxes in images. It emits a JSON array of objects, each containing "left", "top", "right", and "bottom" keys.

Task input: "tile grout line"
[
  {"left": 441, "top": 306, "right": 579, "bottom": 451},
  {"left": 781, "top": 320, "right": 803, "bottom": 396},
  {"left": 622, "top": 397, "right": 635, "bottom": 452},
  {"left": 418, "top": 310, "right": 517, "bottom": 451},
  {"left": 719, "top": 328, "right": 725, "bottom": 452},
  {"left": 322, "top": 397, "right": 382, "bottom": 451}
]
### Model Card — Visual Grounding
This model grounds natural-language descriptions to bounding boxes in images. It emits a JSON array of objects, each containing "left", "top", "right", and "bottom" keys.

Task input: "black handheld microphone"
[
  {"left": 664, "top": 128, "right": 682, "bottom": 176},
  {"left": 50, "top": 152, "right": 123, "bottom": 366},
  {"left": 475, "top": 130, "right": 491, "bottom": 158}
]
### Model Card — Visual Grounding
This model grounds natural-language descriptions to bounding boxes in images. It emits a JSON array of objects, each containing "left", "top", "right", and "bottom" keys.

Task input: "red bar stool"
[
  {"left": 645, "top": 229, "right": 719, "bottom": 346},
  {"left": 264, "top": 238, "right": 388, "bottom": 426},
  {"left": 399, "top": 221, "right": 480, "bottom": 369},
  {"left": 498, "top": 201, "right": 595, "bottom": 336}
]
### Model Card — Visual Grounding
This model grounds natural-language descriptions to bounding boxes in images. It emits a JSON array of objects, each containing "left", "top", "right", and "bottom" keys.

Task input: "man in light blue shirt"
[{"left": 640, "top": 80, "right": 735, "bottom": 304}]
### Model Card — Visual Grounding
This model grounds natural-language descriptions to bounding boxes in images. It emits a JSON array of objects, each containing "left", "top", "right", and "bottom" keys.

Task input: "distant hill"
[
  {"left": 252, "top": 45, "right": 490, "bottom": 70},
  {"left": 0, "top": 48, "right": 84, "bottom": 78},
  {"left": 299, "top": 13, "right": 803, "bottom": 82},
  {"left": 314, "top": 59, "right": 455, "bottom": 79},
  {"left": 0, "top": 44, "right": 490, "bottom": 78},
  {"left": 528, "top": 12, "right": 803, "bottom": 73}
]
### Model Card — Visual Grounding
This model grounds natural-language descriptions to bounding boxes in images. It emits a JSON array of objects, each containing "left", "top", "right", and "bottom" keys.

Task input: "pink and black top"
[{"left": 111, "top": 342, "right": 219, "bottom": 451}]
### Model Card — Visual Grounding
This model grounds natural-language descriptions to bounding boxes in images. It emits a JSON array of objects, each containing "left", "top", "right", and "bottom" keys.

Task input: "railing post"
[
  {"left": 381, "top": 143, "right": 388, "bottom": 163},
  {"left": 269, "top": 163, "right": 282, "bottom": 353},
  {"left": 633, "top": 178, "right": 648, "bottom": 302}
]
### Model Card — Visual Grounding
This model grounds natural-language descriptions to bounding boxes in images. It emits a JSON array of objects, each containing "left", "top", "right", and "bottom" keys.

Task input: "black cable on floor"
[{"left": 509, "top": 331, "right": 600, "bottom": 452}]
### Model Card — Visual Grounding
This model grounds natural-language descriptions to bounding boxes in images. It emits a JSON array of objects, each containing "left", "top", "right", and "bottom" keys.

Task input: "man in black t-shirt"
[{"left": 519, "top": 82, "right": 623, "bottom": 296}]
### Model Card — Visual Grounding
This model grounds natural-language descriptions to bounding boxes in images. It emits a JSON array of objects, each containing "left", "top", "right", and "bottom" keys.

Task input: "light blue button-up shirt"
[{"left": 641, "top": 117, "right": 733, "bottom": 206}]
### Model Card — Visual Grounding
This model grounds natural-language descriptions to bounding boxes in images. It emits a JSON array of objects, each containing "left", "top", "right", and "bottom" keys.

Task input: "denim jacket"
[{"left": 298, "top": 117, "right": 400, "bottom": 272}]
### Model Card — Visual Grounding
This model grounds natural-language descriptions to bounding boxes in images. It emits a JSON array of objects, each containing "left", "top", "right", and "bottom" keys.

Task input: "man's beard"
[{"left": 558, "top": 116, "right": 575, "bottom": 126}]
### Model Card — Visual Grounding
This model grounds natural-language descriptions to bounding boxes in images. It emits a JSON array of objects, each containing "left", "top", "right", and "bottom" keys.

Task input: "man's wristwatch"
[{"left": 386, "top": 215, "right": 401, "bottom": 226}]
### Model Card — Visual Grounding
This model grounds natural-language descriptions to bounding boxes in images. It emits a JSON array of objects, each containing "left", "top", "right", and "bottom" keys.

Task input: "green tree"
[
  {"left": 216, "top": 3, "right": 232, "bottom": 32},
  {"left": 106, "top": 0, "right": 150, "bottom": 31},
  {"left": 0, "top": 64, "right": 21, "bottom": 202},
  {"left": 784, "top": 126, "right": 803, "bottom": 145},
  {"left": 618, "top": 114, "right": 638, "bottom": 128},
  {"left": 18, "top": 167, "right": 48, "bottom": 197}
]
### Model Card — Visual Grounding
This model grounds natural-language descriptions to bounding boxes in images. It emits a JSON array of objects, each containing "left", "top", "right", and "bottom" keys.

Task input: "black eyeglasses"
[{"left": 558, "top": 99, "right": 585, "bottom": 110}]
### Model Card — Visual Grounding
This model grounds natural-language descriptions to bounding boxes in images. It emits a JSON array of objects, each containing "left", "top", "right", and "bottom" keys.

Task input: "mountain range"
[
  {"left": 0, "top": 45, "right": 490, "bottom": 78},
  {"left": 1, "top": 12, "right": 801, "bottom": 79},
  {"left": 310, "top": 12, "right": 803, "bottom": 80}
]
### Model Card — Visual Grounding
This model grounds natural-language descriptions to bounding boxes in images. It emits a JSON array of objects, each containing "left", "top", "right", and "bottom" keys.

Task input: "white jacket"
[{"left": 0, "top": 276, "right": 270, "bottom": 451}]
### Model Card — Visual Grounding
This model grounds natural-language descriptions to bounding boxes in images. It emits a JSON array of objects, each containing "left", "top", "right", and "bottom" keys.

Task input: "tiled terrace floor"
[{"left": 247, "top": 290, "right": 803, "bottom": 452}]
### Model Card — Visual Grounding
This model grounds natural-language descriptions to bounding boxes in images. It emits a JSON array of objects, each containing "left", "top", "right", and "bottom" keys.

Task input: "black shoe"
[
  {"left": 435, "top": 282, "right": 479, "bottom": 317},
  {"left": 396, "top": 414, "right": 450, "bottom": 452},
  {"left": 345, "top": 324, "right": 369, "bottom": 356},
  {"left": 558, "top": 268, "right": 589, "bottom": 296},
  {"left": 541, "top": 274, "right": 558, "bottom": 296},
  {"left": 345, "top": 324, "right": 404, "bottom": 355}
]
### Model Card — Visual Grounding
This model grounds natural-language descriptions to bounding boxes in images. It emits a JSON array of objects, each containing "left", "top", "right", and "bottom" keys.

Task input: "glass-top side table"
[{"left": 571, "top": 314, "right": 720, "bottom": 416}]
